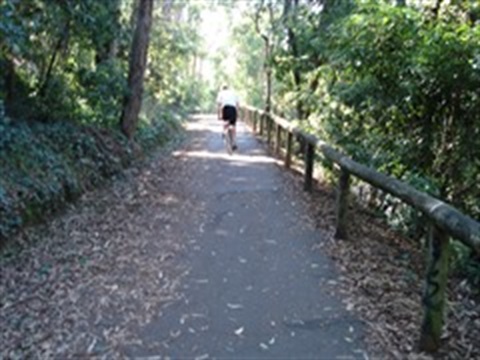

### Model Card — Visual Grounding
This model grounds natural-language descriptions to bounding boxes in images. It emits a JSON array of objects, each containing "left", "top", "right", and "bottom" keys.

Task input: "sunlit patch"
[
  {"left": 184, "top": 117, "right": 229, "bottom": 134},
  {"left": 190, "top": 114, "right": 216, "bottom": 120},
  {"left": 180, "top": 150, "right": 277, "bottom": 164},
  {"left": 185, "top": 121, "right": 219, "bottom": 132},
  {"left": 163, "top": 194, "right": 178, "bottom": 205}
]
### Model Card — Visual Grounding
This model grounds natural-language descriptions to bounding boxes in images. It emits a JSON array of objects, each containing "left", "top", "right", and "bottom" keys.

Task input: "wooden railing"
[{"left": 240, "top": 105, "right": 480, "bottom": 353}]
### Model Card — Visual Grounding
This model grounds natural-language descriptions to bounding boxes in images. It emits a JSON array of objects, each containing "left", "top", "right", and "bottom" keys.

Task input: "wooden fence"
[{"left": 240, "top": 105, "right": 480, "bottom": 353}]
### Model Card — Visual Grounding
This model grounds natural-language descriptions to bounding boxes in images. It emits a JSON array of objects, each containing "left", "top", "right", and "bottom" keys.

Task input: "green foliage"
[
  {"left": 323, "top": 2, "right": 479, "bottom": 212},
  {"left": 231, "top": 17, "right": 265, "bottom": 108},
  {"left": 236, "top": 0, "right": 480, "bottom": 282},
  {"left": 135, "top": 96, "right": 183, "bottom": 149},
  {"left": 0, "top": 0, "right": 132, "bottom": 123},
  {"left": 0, "top": 106, "right": 180, "bottom": 242},
  {"left": 259, "top": 0, "right": 479, "bottom": 221},
  {"left": 450, "top": 240, "right": 480, "bottom": 292},
  {"left": 145, "top": 2, "right": 207, "bottom": 112},
  {"left": 77, "top": 59, "right": 128, "bottom": 126},
  {"left": 0, "top": 117, "right": 120, "bottom": 240},
  {"left": 0, "top": 0, "right": 202, "bottom": 243}
]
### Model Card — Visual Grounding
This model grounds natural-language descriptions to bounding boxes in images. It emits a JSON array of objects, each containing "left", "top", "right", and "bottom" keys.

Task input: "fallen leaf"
[
  {"left": 259, "top": 343, "right": 269, "bottom": 350},
  {"left": 227, "top": 303, "right": 244, "bottom": 310}
]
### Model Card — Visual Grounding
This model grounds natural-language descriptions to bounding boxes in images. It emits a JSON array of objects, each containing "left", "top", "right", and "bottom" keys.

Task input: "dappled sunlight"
[
  {"left": 189, "top": 114, "right": 217, "bottom": 121},
  {"left": 173, "top": 150, "right": 278, "bottom": 165},
  {"left": 183, "top": 115, "right": 277, "bottom": 167},
  {"left": 185, "top": 115, "right": 222, "bottom": 133}
]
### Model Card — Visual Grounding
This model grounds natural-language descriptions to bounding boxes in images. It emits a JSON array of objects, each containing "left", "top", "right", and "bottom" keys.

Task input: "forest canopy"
[
  {"left": 223, "top": 0, "right": 480, "bottom": 222},
  {"left": 217, "top": 0, "right": 480, "bottom": 285},
  {"left": 0, "top": 0, "right": 210, "bottom": 239}
]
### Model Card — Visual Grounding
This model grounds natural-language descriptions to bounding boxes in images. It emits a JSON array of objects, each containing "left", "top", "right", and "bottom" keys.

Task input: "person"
[{"left": 216, "top": 84, "right": 239, "bottom": 150}]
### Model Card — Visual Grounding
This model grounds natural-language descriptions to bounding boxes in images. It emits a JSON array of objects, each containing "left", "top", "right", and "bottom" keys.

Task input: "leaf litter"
[
  {"left": 3, "top": 123, "right": 478, "bottom": 359},
  {"left": 279, "top": 168, "right": 479, "bottom": 359},
  {"left": 0, "top": 146, "right": 204, "bottom": 358},
  {"left": 227, "top": 303, "right": 244, "bottom": 310},
  {"left": 234, "top": 326, "right": 244, "bottom": 336}
]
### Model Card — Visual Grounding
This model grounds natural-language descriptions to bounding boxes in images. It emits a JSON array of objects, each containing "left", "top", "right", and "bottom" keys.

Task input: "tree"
[
  {"left": 231, "top": 16, "right": 265, "bottom": 108},
  {"left": 120, "top": 0, "right": 153, "bottom": 139},
  {"left": 253, "top": 0, "right": 278, "bottom": 112},
  {"left": 283, "top": 0, "right": 304, "bottom": 119}
]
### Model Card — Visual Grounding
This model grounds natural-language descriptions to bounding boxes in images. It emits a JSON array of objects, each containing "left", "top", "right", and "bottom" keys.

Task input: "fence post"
[
  {"left": 267, "top": 115, "right": 272, "bottom": 147},
  {"left": 285, "top": 132, "right": 293, "bottom": 169},
  {"left": 253, "top": 110, "right": 257, "bottom": 133},
  {"left": 419, "top": 224, "right": 450, "bottom": 352},
  {"left": 275, "top": 124, "right": 281, "bottom": 156},
  {"left": 334, "top": 168, "right": 351, "bottom": 239},
  {"left": 304, "top": 142, "right": 314, "bottom": 192},
  {"left": 259, "top": 112, "right": 264, "bottom": 136}
]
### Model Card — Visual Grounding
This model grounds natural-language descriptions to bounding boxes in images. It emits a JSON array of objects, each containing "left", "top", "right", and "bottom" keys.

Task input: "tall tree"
[
  {"left": 254, "top": 0, "right": 276, "bottom": 112},
  {"left": 93, "top": 0, "right": 122, "bottom": 65},
  {"left": 120, "top": 0, "right": 153, "bottom": 139},
  {"left": 283, "top": 0, "right": 304, "bottom": 119}
]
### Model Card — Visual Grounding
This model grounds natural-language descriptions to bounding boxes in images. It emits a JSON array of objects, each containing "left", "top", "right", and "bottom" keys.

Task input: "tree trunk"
[
  {"left": 284, "top": 0, "right": 307, "bottom": 154},
  {"left": 419, "top": 224, "right": 450, "bottom": 352},
  {"left": 38, "top": 21, "right": 70, "bottom": 98},
  {"left": 95, "top": 0, "right": 121, "bottom": 65},
  {"left": 265, "top": 65, "right": 272, "bottom": 112},
  {"left": 254, "top": 4, "right": 273, "bottom": 113},
  {"left": 284, "top": 0, "right": 303, "bottom": 120},
  {"left": 120, "top": 0, "right": 154, "bottom": 139},
  {"left": 432, "top": 0, "right": 444, "bottom": 18}
]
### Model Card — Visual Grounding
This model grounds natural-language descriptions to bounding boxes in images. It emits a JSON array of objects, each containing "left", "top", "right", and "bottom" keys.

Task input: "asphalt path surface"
[{"left": 125, "top": 115, "right": 368, "bottom": 359}]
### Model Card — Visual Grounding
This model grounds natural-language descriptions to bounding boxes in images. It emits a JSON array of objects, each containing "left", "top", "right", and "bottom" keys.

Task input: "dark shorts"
[{"left": 222, "top": 105, "right": 237, "bottom": 125}]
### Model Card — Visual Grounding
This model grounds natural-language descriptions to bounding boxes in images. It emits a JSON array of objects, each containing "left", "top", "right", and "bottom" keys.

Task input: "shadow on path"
[{"left": 125, "top": 115, "right": 368, "bottom": 359}]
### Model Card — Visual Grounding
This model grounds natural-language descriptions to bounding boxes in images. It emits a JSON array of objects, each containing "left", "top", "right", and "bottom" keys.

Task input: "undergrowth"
[{"left": 0, "top": 109, "right": 182, "bottom": 243}]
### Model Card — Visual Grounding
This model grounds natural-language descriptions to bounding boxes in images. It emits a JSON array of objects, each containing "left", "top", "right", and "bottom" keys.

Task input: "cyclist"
[{"left": 216, "top": 84, "right": 239, "bottom": 150}]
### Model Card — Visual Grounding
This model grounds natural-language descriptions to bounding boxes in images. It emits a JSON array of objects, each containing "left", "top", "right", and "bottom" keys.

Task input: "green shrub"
[
  {"left": 0, "top": 108, "right": 181, "bottom": 242},
  {"left": 451, "top": 240, "right": 480, "bottom": 293},
  {"left": 279, "top": 2, "right": 480, "bottom": 285}
]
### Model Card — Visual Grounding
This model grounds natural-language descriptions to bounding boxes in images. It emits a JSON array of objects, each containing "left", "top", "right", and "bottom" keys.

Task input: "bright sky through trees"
[{"left": 198, "top": 3, "right": 246, "bottom": 90}]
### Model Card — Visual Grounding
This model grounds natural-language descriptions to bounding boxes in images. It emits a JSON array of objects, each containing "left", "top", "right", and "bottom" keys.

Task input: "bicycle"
[{"left": 224, "top": 123, "right": 235, "bottom": 155}]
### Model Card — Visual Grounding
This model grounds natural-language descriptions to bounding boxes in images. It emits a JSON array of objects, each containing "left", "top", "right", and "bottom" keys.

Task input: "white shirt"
[{"left": 217, "top": 89, "right": 238, "bottom": 107}]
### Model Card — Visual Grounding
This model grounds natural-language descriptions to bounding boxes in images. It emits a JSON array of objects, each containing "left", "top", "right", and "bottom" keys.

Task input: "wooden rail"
[{"left": 240, "top": 105, "right": 480, "bottom": 353}]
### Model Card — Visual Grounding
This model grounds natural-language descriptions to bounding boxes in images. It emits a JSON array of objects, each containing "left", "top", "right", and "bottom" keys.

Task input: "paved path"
[{"left": 126, "top": 116, "right": 367, "bottom": 359}]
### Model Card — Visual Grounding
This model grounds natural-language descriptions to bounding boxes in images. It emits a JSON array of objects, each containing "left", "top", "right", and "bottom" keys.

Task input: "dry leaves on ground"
[
  {"left": 279, "top": 168, "right": 480, "bottom": 359},
  {"left": 0, "top": 150, "right": 201, "bottom": 358}
]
